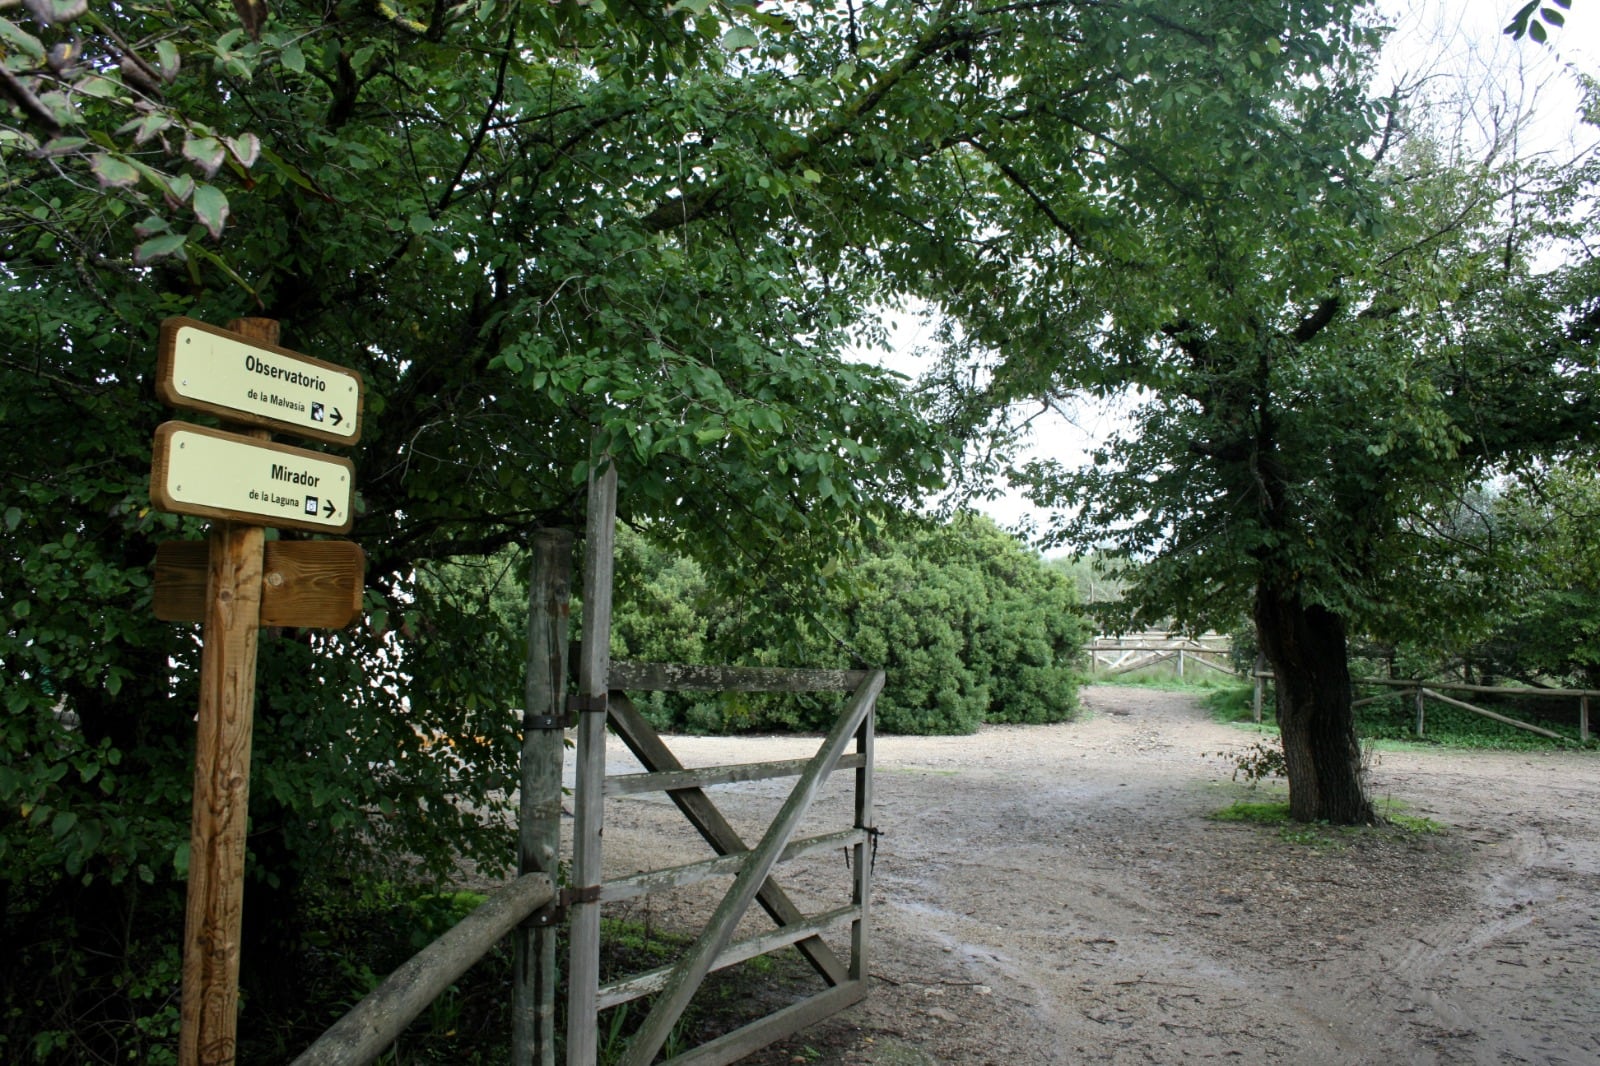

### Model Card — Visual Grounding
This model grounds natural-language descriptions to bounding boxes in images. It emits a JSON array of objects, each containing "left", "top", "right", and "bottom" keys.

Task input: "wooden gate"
[
  {"left": 291, "top": 460, "right": 876, "bottom": 1065},
  {"left": 564, "top": 460, "right": 880, "bottom": 1065}
]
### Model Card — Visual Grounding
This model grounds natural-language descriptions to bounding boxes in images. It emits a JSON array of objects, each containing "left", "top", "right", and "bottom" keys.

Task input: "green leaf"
[
  {"left": 719, "top": 25, "right": 758, "bottom": 50},
  {"left": 88, "top": 153, "right": 139, "bottom": 188},
  {"left": 155, "top": 39, "right": 181, "bottom": 81},
  {"left": 0, "top": 17, "right": 46, "bottom": 61},
  {"left": 134, "top": 232, "right": 188, "bottom": 263},
  {"left": 3, "top": 505, "right": 20, "bottom": 531},
  {"left": 281, "top": 41, "right": 305, "bottom": 73},
  {"left": 192, "top": 183, "right": 229, "bottom": 239},
  {"left": 51, "top": 810, "right": 79, "bottom": 839},
  {"left": 182, "top": 135, "right": 226, "bottom": 178}
]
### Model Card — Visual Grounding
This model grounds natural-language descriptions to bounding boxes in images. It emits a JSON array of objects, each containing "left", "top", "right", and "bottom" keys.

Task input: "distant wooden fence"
[
  {"left": 1251, "top": 672, "right": 1595, "bottom": 743},
  {"left": 1089, "top": 632, "right": 1235, "bottom": 679}
]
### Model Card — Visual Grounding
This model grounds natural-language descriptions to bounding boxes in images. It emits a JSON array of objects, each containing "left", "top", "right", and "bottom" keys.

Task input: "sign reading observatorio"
[{"left": 157, "top": 317, "right": 363, "bottom": 445}]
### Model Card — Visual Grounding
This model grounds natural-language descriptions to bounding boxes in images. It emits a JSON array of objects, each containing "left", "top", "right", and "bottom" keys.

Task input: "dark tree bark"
[{"left": 1254, "top": 582, "right": 1375, "bottom": 824}]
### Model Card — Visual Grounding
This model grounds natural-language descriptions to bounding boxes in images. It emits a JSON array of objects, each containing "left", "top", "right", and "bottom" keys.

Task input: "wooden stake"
[
  {"left": 513, "top": 530, "right": 573, "bottom": 1066},
  {"left": 178, "top": 319, "right": 275, "bottom": 1066},
  {"left": 567, "top": 457, "right": 616, "bottom": 1066}
]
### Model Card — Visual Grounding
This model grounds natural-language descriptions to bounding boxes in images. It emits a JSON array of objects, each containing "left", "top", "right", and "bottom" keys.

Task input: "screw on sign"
[{"left": 146, "top": 318, "right": 364, "bottom": 1066}]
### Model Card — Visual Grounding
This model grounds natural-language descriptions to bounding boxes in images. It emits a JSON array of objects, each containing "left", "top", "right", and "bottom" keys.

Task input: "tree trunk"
[{"left": 1254, "top": 583, "right": 1374, "bottom": 825}]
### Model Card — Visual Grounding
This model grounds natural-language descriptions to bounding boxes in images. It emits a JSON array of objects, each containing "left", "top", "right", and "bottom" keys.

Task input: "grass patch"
[
  {"left": 1199, "top": 682, "right": 1259, "bottom": 725},
  {"left": 1094, "top": 672, "right": 1242, "bottom": 692},
  {"left": 1211, "top": 796, "right": 1449, "bottom": 849},
  {"left": 1211, "top": 799, "right": 1293, "bottom": 826}
]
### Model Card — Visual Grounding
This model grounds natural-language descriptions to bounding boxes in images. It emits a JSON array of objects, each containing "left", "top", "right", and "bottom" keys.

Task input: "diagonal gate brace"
[{"left": 606, "top": 694, "right": 850, "bottom": 988}]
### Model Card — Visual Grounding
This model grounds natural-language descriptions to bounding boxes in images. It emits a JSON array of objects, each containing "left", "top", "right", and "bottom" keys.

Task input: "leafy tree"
[{"left": 937, "top": 34, "right": 1599, "bottom": 821}]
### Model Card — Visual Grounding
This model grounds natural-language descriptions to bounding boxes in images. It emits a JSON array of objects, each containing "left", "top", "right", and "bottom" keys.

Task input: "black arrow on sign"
[
  {"left": 323, "top": 500, "right": 336, "bottom": 518},
  {"left": 330, "top": 408, "right": 344, "bottom": 427}
]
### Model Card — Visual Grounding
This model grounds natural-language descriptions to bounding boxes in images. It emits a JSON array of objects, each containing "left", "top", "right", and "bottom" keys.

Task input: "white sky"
[{"left": 869, "top": 0, "right": 1599, "bottom": 537}]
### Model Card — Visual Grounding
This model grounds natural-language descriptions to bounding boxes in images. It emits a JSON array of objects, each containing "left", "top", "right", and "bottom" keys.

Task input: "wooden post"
[
  {"left": 1414, "top": 684, "right": 1426, "bottom": 738},
  {"left": 513, "top": 530, "right": 573, "bottom": 1066},
  {"left": 850, "top": 684, "right": 876, "bottom": 984},
  {"left": 567, "top": 457, "right": 617, "bottom": 1066},
  {"left": 179, "top": 318, "right": 276, "bottom": 1066},
  {"left": 1582, "top": 695, "right": 1590, "bottom": 744},
  {"left": 1252, "top": 655, "right": 1265, "bottom": 724}
]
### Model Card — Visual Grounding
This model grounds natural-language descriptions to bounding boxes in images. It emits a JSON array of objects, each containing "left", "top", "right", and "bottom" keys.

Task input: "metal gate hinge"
[
  {"left": 528, "top": 884, "right": 601, "bottom": 927},
  {"left": 568, "top": 693, "right": 608, "bottom": 715}
]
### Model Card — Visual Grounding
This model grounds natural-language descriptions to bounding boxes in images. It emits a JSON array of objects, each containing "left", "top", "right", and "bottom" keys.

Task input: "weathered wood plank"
[
  {"left": 604, "top": 754, "right": 867, "bottom": 797},
  {"left": 180, "top": 317, "right": 275, "bottom": 1066},
  {"left": 567, "top": 458, "right": 617, "bottom": 1066},
  {"left": 155, "top": 539, "right": 365, "bottom": 628},
  {"left": 607, "top": 695, "right": 849, "bottom": 987},
  {"left": 597, "top": 904, "right": 858, "bottom": 1009},
  {"left": 600, "top": 829, "right": 866, "bottom": 904},
  {"left": 850, "top": 675, "right": 876, "bottom": 984},
  {"left": 664, "top": 982, "right": 868, "bottom": 1066},
  {"left": 290, "top": 874, "right": 554, "bottom": 1066},
  {"left": 617, "top": 671, "right": 883, "bottom": 1066},
  {"left": 180, "top": 518, "right": 264, "bottom": 1066},
  {"left": 609, "top": 661, "right": 869, "bottom": 693},
  {"left": 512, "top": 530, "right": 572, "bottom": 1066}
]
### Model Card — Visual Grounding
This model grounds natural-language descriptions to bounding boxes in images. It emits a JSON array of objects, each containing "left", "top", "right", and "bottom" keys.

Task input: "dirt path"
[{"left": 591, "top": 686, "right": 1600, "bottom": 1065}]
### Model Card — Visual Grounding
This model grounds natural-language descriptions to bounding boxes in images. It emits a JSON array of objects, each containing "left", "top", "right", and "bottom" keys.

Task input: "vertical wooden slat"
[
  {"left": 850, "top": 677, "right": 878, "bottom": 983},
  {"left": 1582, "top": 695, "right": 1590, "bottom": 744},
  {"left": 179, "top": 318, "right": 276, "bottom": 1066},
  {"left": 1252, "top": 654, "right": 1265, "bottom": 724},
  {"left": 513, "top": 530, "right": 573, "bottom": 1066},
  {"left": 567, "top": 458, "right": 617, "bottom": 1066},
  {"left": 1414, "top": 685, "right": 1426, "bottom": 738}
]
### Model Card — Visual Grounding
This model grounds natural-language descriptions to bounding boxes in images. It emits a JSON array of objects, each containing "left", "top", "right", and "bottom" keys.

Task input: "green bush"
[{"left": 609, "top": 515, "right": 1089, "bottom": 735}]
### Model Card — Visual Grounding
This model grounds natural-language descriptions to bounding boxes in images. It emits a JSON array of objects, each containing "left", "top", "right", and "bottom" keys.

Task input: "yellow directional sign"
[
  {"left": 150, "top": 422, "right": 356, "bottom": 534},
  {"left": 157, "top": 317, "right": 362, "bottom": 446}
]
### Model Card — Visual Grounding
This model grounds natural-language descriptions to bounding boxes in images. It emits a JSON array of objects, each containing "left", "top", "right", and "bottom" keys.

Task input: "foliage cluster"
[{"left": 611, "top": 514, "right": 1089, "bottom": 735}]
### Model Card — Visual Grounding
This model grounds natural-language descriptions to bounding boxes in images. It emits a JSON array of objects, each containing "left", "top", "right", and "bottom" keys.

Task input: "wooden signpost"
[{"left": 148, "top": 318, "right": 365, "bottom": 1066}]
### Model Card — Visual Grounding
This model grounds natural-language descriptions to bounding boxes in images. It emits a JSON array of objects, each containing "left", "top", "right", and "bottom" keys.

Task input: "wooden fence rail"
[
  {"left": 1254, "top": 672, "right": 1595, "bottom": 742},
  {"left": 1089, "top": 633, "right": 1234, "bottom": 679},
  {"left": 289, "top": 873, "right": 554, "bottom": 1066}
]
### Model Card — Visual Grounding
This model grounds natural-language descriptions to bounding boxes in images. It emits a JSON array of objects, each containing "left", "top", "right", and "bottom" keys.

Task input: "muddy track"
[{"left": 586, "top": 686, "right": 1600, "bottom": 1065}]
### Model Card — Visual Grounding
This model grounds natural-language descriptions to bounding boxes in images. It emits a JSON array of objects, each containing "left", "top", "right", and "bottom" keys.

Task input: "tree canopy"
[
  {"left": 0, "top": 0, "right": 1477, "bottom": 1054},
  {"left": 966, "top": 47, "right": 1600, "bottom": 820}
]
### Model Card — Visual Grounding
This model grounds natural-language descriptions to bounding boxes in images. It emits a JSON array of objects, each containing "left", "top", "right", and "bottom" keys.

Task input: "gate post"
[
  {"left": 568, "top": 456, "right": 618, "bottom": 1066},
  {"left": 513, "top": 530, "right": 574, "bottom": 1066}
]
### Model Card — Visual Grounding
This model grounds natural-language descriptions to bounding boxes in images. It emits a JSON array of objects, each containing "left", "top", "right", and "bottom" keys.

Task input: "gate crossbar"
[
  {"left": 604, "top": 754, "right": 868, "bottom": 796},
  {"left": 601, "top": 827, "right": 867, "bottom": 903},
  {"left": 589, "top": 670, "right": 883, "bottom": 1066},
  {"left": 597, "top": 902, "right": 859, "bottom": 1009}
]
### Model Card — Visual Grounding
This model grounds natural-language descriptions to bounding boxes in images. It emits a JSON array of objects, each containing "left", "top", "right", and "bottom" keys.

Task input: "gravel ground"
[{"left": 582, "top": 685, "right": 1600, "bottom": 1065}]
